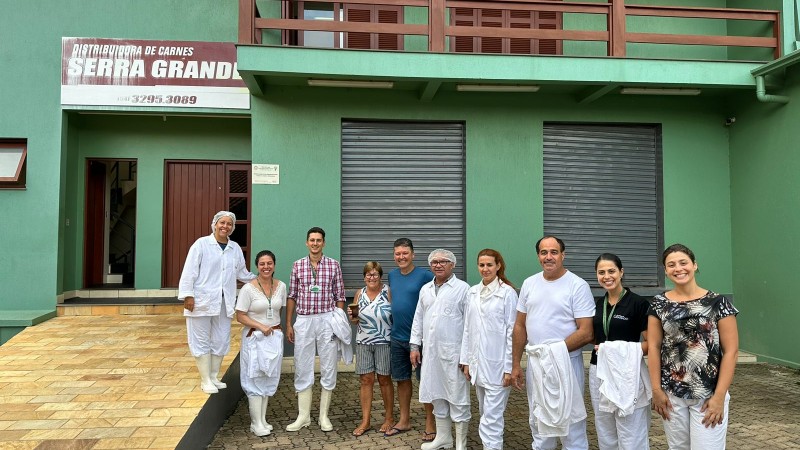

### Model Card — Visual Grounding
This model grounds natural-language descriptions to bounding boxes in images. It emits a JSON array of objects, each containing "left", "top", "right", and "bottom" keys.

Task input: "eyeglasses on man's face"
[{"left": 430, "top": 260, "right": 452, "bottom": 267}]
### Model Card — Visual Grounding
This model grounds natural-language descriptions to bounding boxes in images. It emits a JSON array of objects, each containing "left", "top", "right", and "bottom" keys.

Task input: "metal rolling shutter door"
[
  {"left": 543, "top": 124, "right": 663, "bottom": 287},
  {"left": 341, "top": 121, "right": 466, "bottom": 288}
]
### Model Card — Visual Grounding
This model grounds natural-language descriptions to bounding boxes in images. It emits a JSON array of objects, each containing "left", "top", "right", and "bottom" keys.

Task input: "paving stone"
[{"left": 212, "top": 363, "right": 800, "bottom": 450}]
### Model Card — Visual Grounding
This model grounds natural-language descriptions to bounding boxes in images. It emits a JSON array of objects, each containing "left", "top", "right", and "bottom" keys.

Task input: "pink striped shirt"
[{"left": 288, "top": 255, "right": 345, "bottom": 315}]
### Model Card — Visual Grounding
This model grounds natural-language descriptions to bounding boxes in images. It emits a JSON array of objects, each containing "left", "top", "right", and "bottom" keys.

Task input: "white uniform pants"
[
  {"left": 431, "top": 398, "right": 471, "bottom": 422},
  {"left": 589, "top": 364, "right": 650, "bottom": 450},
  {"left": 527, "top": 353, "right": 588, "bottom": 450},
  {"left": 293, "top": 312, "right": 338, "bottom": 392},
  {"left": 186, "top": 301, "right": 231, "bottom": 357},
  {"left": 661, "top": 392, "right": 730, "bottom": 450},
  {"left": 476, "top": 384, "right": 511, "bottom": 449}
]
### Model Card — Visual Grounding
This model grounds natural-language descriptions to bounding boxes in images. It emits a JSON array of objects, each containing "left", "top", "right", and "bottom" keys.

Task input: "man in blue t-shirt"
[{"left": 384, "top": 238, "right": 435, "bottom": 441}]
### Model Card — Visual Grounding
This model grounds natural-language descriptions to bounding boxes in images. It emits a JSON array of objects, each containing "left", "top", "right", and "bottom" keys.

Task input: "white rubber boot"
[
  {"left": 261, "top": 395, "right": 273, "bottom": 431},
  {"left": 208, "top": 354, "right": 227, "bottom": 389},
  {"left": 318, "top": 388, "right": 334, "bottom": 431},
  {"left": 285, "top": 388, "right": 312, "bottom": 431},
  {"left": 194, "top": 354, "right": 218, "bottom": 394},
  {"left": 454, "top": 421, "right": 468, "bottom": 450},
  {"left": 247, "top": 396, "right": 270, "bottom": 436},
  {"left": 421, "top": 416, "right": 453, "bottom": 450}
]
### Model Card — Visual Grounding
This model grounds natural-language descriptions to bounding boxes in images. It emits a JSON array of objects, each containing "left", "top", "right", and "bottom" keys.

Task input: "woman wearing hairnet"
[{"left": 179, "top": 211, "right": 255, "bottom": 393}]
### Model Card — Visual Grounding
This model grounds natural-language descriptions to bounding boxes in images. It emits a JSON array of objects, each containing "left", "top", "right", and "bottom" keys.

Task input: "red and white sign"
[{"left": 61, "top": 37, "right": 249, "bottom": 109}]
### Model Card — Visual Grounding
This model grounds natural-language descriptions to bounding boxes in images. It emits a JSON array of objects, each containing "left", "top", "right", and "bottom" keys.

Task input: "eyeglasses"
[
  {"left": 430, "top": 260, "right": 452, "bottom": 266},
  {"left": 364, "top": 273, "right": 380, "bottom": 279}
]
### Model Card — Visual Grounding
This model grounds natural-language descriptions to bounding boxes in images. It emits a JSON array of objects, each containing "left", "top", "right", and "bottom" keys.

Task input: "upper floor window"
[
  {"left": 0, "top": 140, "right": 27, "bottom": 189},
  {"left": 287, "top": 1, "right": 403, "bottom": 50},
  {"left": 451, "top": 7, "right": 563, "bottom": 55}
]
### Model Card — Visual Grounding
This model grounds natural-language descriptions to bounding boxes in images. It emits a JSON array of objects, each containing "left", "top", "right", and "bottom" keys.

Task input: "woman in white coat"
[
  {"left": 460, "top": 248, "right": 518, "bottom": 450},
  {"left": 236, "top": 250, "right": 287, "bottom": 436},
  {"left": 178, "top": 211, "right": 255, "bottom": 394}
]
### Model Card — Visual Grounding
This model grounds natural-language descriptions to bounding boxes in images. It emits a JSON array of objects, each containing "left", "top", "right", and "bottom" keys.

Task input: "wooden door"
[
  {"left": 162, "top": 161, "right": 251, "bottom": 288},
  {"left": 83, "top": 160, "right": 106, "bottom": 287}
]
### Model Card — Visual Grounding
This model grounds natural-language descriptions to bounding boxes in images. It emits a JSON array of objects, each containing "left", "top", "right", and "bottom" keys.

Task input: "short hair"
[
  {"left": 255, "top": 250, "right": 276, "bottom": 265},
  {"left": 662, "top": 243, "right": 696, "bottom": 266},
  {"left": 393, "top": 237, "right": 414, "bottom": 251},
  {"left": 535, "top": 235, "right": 565, "bottom": 253},
  {"left": 306, "top": 226, "right": 326, "bottom": 241},
  {"left": 595, "top": 253, "right": 623, "bottom": 271},
  {"left": 362, "top": 261, "right": 383, "bottom": 277}
]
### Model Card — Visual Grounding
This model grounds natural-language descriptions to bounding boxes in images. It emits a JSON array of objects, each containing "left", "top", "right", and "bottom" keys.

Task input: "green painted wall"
[
  {"left": 0, "top": 0, "right": 240, "bottom": 310},
  {"left": 63, "top": 115, "right": 251, "bottom": 291},
  {"left": 728, "top": 64, "right": 800, "bottom": 367},
  {"left": 249, "top": 87, "right": 733, "bottom": 291}
]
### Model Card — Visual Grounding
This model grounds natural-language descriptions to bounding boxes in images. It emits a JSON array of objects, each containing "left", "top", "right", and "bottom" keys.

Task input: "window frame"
[{"left": 0, "top": 140, "right": 27, "bottom": 189}]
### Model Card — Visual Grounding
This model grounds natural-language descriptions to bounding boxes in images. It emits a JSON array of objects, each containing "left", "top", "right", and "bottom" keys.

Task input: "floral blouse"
[
  {"left": 648, "top": 291, "right": 738, "bottom": 399},
  {"left": 356, "top": 284, "right": 392, "bottom": 345}
]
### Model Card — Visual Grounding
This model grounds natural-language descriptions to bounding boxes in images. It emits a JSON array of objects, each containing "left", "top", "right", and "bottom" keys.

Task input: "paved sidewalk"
[
  {"left": 0, "top": 315, "right": 240, "bottom": 450},
  {"left": 211, "top": 363, "right": 800, "bottom": 449}
]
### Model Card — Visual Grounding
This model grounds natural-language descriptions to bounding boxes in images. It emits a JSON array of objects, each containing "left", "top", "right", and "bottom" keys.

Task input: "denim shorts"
[{"left": 390, "top": 338, "right": 421, "bottom": 381}]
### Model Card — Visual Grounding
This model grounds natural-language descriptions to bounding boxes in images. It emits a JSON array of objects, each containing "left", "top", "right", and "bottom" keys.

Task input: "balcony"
[
  {"left": 236, "top": 0, "right": 783, "bottom": 100},
  {"left": 239, "top": 0, "right": 780, "bottom": 60}
]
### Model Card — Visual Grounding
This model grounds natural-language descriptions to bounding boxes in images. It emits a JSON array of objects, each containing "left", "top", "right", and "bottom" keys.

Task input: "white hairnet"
[
  {"left": 428, "top": 249, "right": 456, "bottom": 266},
  {"left": 211, "top": 211, "right": 236, "bottom": 233}
]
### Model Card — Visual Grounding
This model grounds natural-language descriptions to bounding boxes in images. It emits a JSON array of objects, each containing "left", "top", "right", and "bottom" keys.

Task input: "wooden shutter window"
[
  {"left": 344, "top": 5, "right": 403, "bottom": 50},
  {"left": 345, "top": 6, "right": 372, "bottom": 49},
  {"left": 453, "top": 8, "right": 478, "bottom": 53},
  {"left": 377, "top": 7, "right": 402, "bottom": 50},
  {"left": 449, "top": 2, "right": 563, "bottom": 55},
  {"left": 480, "top": 9, "right": 504, "bottom": 54},
  {"left": 535, "top": 10, "right": 562, "bottom": 55},
  {"left": 509, "top": 10, "right": 533, "bottom": 54}
]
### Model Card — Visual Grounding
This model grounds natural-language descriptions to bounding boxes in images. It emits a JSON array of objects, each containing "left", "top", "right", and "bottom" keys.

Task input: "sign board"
[
  {"left": 252, "top": 164, "right": 280, "bottom": 185},
  {"left": 61, "top": 37, "right": 249, "bottom": 109}
]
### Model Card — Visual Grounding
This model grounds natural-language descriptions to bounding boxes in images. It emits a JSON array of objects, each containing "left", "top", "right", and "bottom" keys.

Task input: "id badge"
[
  {"left": 309, "top": 285, "right": 321, "bottom": 293},
  {"left": 266, "top": 308, "right": 274, "bottom": 320}
]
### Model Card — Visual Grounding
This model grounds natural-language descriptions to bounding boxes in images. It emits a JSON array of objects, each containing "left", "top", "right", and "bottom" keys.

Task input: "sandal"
[
  {"left": 353, "top": 426, "right": 371, "bottom": 437},
  {"left": 384, "top": 426, "right": 411, "bottom": 437},
  {"left": 379, "top": 421, "right": 395, "bottom": 433},
  {"left": 422, "top": 431, "right": 436, "bottom": 442}
]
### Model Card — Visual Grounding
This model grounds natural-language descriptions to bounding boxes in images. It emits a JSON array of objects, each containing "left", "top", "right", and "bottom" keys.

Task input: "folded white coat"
[
  {"left": 247, "top": 330, "right": 283, "bottom": 378},
  {"left": 331, "top": 308, "right": 354, "bottom": 365},
  {"left": 597, "top": 340, "right": 652, "bottom": 417},
  {"left": 526, "top": 341, "right": 586, "bottom": 437}
]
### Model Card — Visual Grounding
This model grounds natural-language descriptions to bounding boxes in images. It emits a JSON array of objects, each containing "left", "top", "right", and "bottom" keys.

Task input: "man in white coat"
[
  {"left": 510, "top": 236, "right": 596, "bottom": 450},
  {"left": 410, "top": 249, "right": 471, "bottom": 450}
]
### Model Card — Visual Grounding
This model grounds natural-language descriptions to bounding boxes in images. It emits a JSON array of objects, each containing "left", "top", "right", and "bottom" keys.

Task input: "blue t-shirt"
[{"left": 388, "top": 266, "right": 434, "bottom": 342}]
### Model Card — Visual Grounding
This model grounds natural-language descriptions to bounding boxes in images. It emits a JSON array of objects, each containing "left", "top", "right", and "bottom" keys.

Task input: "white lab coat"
[
  {"left": 410, "top": 275, "right": 470, "bottom": 405},
  {"left": 460, "top": 280, "right": 517, "bottom": 387},
  {"left": 597, "top": 341, "right": 652, "bottom": 416},
  {"left": 526, "top": 341, "right": 587, "bottom": 438},
  {"left": 178, "top": 234, "right": 255, "bottom": 318},
  {"left": 331, "top": 308, "right": 354, "bottom": 365}
]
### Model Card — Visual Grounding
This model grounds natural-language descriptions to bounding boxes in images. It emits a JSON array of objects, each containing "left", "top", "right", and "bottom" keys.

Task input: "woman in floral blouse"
[
  {"left": 648, "top": 244, "right": 739, "bottom": 450},
  {"left": 348, "top": 261, "right": 394, "bottom": 437}
]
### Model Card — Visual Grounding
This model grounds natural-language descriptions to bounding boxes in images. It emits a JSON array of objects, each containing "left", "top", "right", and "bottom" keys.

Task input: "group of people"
[{"left": 179, "top": 211, "right": 740, "bottom": 450}]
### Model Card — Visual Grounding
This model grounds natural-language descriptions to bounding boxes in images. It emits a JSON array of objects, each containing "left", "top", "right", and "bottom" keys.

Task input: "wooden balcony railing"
[{"left": 239, "top": 0, "right": 781, "bottom": 60}]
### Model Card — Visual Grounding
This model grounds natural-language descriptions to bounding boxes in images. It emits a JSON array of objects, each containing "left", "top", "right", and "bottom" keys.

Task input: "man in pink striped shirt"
[{"left": 285, "top": 227, "right": 346, "bottom": 432}]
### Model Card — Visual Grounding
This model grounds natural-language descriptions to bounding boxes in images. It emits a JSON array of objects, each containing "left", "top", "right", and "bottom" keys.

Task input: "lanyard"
[
  {"left": 309, "top": 257, "right": 319, "bottom": 285},
  {"left": 602, "top": 289, "right": 626, "bottom": 338},
  {"left": 256, "top": 278, "right": 274, "bottom": 310}
]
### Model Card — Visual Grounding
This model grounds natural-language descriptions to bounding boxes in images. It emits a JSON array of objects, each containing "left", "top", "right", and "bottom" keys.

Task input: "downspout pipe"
[
  {"left": 751, "top": 49, "right": 800, "bottom": 104},
  {"left": 755, "top": 75, "right": 790, "bottom": 104}
]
